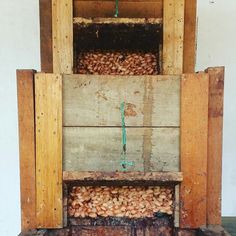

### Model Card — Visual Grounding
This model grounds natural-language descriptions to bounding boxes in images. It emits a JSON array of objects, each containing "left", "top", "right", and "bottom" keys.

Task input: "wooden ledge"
[
  {"left": 63, "top": 171, "right": 183, "bottom": 185},
  {"left": 73, "top": 17, "right": 163, "bottom": 25}
]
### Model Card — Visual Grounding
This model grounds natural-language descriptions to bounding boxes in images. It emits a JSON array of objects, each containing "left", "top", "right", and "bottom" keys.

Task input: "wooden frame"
[
  {"left": 180, "top": 72, "right": 209, "bottom": 228},
  {"left": 17, "top": 70, "right": 36, "bottom": 230},
  {"left": 39, "top": 0, "right": 197, "bottom": 74},
  {"left": 35, "top": 73, "right": 63, "bottom": 228},
  {"left": 17, "top": 0, "right": 224, "bottom": 233},
  {"left": 206, "top": 67, "right": 225, "bottom": 225}
]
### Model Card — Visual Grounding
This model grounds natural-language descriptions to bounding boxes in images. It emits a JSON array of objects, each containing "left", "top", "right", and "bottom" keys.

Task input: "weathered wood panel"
[
  {"left": 63, "top": 171, "right": 183, "bottom": 183},
  {"left": 180, "top": 73, "right": 209, "bottom": 228},
  {"left": 52, "top": 0, "right": 73, "bottom": 73},
  {"left": 35, "top": 73, "right": 63, "bottom": 228},
  {"left": 183, "top": 0, "right": 197, "bottom": 73},
  {"left": 74, "top": 0, "right": 163, "bottom": 18},
  {"left": 17, "top": 70, "right": 36, "bottom": 230},
  {"left": 63, "top": 127, "right": 179, "bottom": 172},
  {"left": 63, "top": 75, "right": 180, "bottom": 127},
  {"left": 206, "top": 67, "right": 225, "bottom": 225},
  {"left": 39, "top": 0, "right": 53, "bottom": 73},
  {"left": 163, "top": 0, "right": 185, "bottom": 74}
]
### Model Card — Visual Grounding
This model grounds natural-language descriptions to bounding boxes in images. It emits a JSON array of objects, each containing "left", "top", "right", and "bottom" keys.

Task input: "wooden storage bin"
[{"left": 18, "top": 0, "right": 226, "bottom": 235}]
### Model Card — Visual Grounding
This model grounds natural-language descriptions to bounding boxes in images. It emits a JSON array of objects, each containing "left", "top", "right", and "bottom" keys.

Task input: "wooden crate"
[{"left": 18, "top": 0, "right": 225, "bottom": 235}]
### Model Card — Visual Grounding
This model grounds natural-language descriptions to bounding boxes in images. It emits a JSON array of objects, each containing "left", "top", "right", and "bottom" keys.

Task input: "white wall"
[
  {"left": 0, "top": 0, "right": 235, "bottom": 235},
  {"left": 196, "top": 0, "right": 236, "bottom": 216},
  {"left": 0, "top": 1, "right": 40, "bottom": 235}
]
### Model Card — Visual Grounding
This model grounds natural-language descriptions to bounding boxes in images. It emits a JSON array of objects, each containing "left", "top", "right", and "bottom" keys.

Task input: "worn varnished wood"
[
  {"left": 206, "top": 67, "right": 225, "bottom": 225},
  {"left": 63, "top": 127, "right": 179, "bottom": 172},
  {"left": 183, "top": 0, "right": 197, "bottom": 73},
  {"left": 63, "top": 75, "right": 180, "bottom": 127},
  {"left": 163, "top": 0, "right": 185, "bottom": 75},
  {"left": 52, "top": 0, "right": 73, "bottom": 73},
  {"left": 63, "top": 171, "right": 183, "bottom": 183},
  {"left": 39, "top": 0, "right": 53, "bottom": 73},
  {"left": 180, "top": 73, "right": 209, "bottom": 228},
  {"left": 73, "top": 0, "right": 163, "bottom": 18},
  {"left": 17, "top": 70, "right": 36, "bottom": 230},
  {"left": 35, "top": 73, "right": 63, "bottom": 228}
]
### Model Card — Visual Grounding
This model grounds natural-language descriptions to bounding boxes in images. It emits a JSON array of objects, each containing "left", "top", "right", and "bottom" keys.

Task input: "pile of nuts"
[
  {"left": 68, "top": 186, "right": 174, "bottom": 219},
  {"left": 77, "top": 51, "right": 159, "bottom": 75}
]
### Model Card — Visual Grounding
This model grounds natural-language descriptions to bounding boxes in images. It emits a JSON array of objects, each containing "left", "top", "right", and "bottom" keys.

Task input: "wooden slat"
[
  {"left": 63, "top": 127, "right": 179, "bottom": 172},
  {"left": 73, "top": 17, "right": 163, "bottom": 25},
  {"left": 35, "top": 73, "right": 63, "bottom": 228},
  {"left": 39, "top": 0, "right": 53, "bottom": 73},
  {"left": 180, "top": 73, "right": 209, "bottom": 228},
  {"left": 206, "top": 67, "right": 225, "bottom": 225},
  {"left": 183, "top": 0, "right": 197, "bottom": 73},
  {"left": 163, "top": 0, "right": 185, "bottom": 75},
  {"left": 17, "top": 70, "right": 36, "bottom": 230},
  {"left": 63, "top": 171, "right": 183, "bottom": 183},
  {"left": 52, "top": 0, "right": 73, "bottom": 74},
  {"left": 74, "top": 0, "right": 163, "bottom": 18},
  {"left": 63, "top": 75, "right": 180, "bottom": 127}
]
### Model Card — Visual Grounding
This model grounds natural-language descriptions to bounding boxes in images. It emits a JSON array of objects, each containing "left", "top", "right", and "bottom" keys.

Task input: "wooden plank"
[
  {"left": 39, "top": 0, "right": 53, "bottom": 73},
  {"left": 206, "top": 67, "right": 225, "bottom": 225},
  {"left": 63, "top": 171, "right": 183, "bottom": 183},
  {"left": 180, "top": 73, "right": 209, "bottom": 228},
  {"left": 163, "top": 0, "right": 185, "bottom": 75},
  {"left": 52, "top": 0, "right": 73, "bottom": 73},
  {"left": 35, "top": 73, "right": 63, "bottom": 228},
  {"left": 63, "top": 127, "right": 179, "bottom": 172},
  {"left": 74, "top": 0, "right": 163, "bottom": 18},
  {"left": 174, "top": 185, "right": 180, "bottom": 227},
  {"left": 73, "top": 17, "right": 163, "bottom": 25},
  {"left": 63, "top": 75, "right": 180, "bottom": 127},
  {"left": 17, "top": 70, "right": 36, "bottom": 230},
  {"left": 183, "top": 0, "right": 197, "bottom": 73}
]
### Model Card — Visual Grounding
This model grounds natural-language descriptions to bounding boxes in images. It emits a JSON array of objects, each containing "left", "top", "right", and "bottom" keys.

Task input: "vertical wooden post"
[
  {"left": 206, "top": 67, "right": 225, "bottom": 225},
  {"left": 183, "top": 0, "right": 197, "bottom": 73},
  {"left": 35, "top": 73, "right": 63, "bottom": 228},
  {"left": 17, "top": 70, "right": 36, "bottom": 230},
  {"left": 40, "top": 0, "right": 53, "bottom": 73},
  {"left": 180, "top": 73, "right": 209, "bottom": 228},
  {"left": 163, "top": 0, "right": 185, "bottom": 75},
  {"left": 52, "top": 0, "right": 73, "bottom": 74}
]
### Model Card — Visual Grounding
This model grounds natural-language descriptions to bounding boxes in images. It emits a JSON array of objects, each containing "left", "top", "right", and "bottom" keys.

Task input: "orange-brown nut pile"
[
  {"left": 68, "top": 186, "right": 174, "bottom": 219},
  {"left": 77, "top": 51, "right": 159, "bottom": 75}
]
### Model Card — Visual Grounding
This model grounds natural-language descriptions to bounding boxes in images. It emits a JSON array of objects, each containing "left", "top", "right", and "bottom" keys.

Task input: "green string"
[
  {"left": 120, "top": 102, "right": 134, "bottom": 171},
  {"left": 114, "top": 0, "right": 119, "bottom": 17}
]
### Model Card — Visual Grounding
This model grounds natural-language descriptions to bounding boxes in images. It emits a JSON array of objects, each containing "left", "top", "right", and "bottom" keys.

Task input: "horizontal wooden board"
[
  {"left": 74, "top": 0, "right": 163, "bottom": 18},
  {"left": 63, "top": 75, "right": 180, "bottom": 127},
  {"left": 73, "top": 17, "right": 163, "bottom": 25},
  {"left": 63, "top": 171, "right": 183, "bottom": 183},
  {"left": 63, "top": 127, "right": 179, "bottom": 172}
]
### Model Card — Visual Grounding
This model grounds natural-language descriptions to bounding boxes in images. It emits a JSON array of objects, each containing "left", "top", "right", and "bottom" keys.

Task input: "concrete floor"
[{"left": 222, "top": 217, "right": 236, "bottom": 236}]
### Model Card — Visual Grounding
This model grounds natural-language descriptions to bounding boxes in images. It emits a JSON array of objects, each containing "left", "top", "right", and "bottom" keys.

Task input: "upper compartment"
[{"left": 51, "top": 0, "right": 189, "bottom": 75}]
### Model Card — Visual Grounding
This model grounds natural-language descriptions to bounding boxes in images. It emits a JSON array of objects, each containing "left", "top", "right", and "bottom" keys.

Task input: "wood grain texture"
[
  {"left": 180, "top": 73, "right": 209, "bottom": 228},
  {"left": 63, "top": 171, "right": 183, "bottom": 183},
  {"left": 206, "top": 67, "right": 225, "bottom": 225},
  {"left": 17, "top": 70, "right": 36, "bottom": 230},
  {"left": 63, "top": 127, "right": 180, "bottom": 172},
  {"left": 163, "top": 0, "right": 185, "bottom": 75},
  {"left": 183, "top": 0, "right": 197, "bottom": 73},
  {"left": 35, "top": 73, "right": 63, "bottom": 228},
  {"left": 52, "top": 0, "right": 73, "bottom": 73},
  {"left": 74, "top": 0, "right": 163, "bottom": 18},
  {"left": 39, "top": 0, "right": 53, "bottom": 73},
  {"left": 63, "top": 75, "right": 180, "bottom": 127}
]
